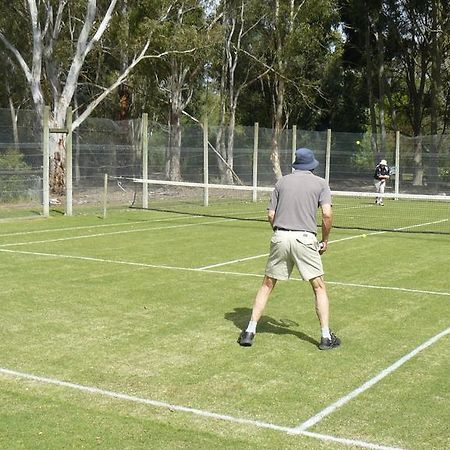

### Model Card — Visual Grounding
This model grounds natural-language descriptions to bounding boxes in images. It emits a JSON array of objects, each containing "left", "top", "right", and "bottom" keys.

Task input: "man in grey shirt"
[{"left": 238, "top": 148, "right": 341, "bottom": 350}]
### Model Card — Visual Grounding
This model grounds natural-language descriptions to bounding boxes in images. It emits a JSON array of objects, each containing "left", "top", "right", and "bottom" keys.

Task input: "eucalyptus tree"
[
  {"left": 250, "top": 0, "right": 339, "bottom": 179},
  {"left": 134, "top": 0, "right": 213, "bottom": 181},
  {"left": 212, "top": 0, "right": 270, "bottom": 184},
  {"left": 384, "top": 0, "right": 449, "bottom": 186}
]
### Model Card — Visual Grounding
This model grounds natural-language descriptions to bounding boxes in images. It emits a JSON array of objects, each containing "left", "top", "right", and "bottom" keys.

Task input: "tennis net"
[{"left": 104, "top": 177, "right": 450, "bottom": 235}]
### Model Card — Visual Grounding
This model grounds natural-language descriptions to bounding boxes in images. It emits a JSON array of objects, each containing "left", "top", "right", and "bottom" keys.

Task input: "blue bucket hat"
[{"left": 292, "top": 148, "right": 319, "bottom": 171}]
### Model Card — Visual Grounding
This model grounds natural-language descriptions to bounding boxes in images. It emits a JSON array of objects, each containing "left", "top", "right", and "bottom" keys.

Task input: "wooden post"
[
  {"left": 65, "top": 108, "right": 73, "bottom": 216},
  {"left": 291, "top": 125, "right": 297, "bottom": 172},
  {"left": 103, "top": 173, "right": 108, "bottom": 219},
  {"left": 325, "top": 129, "right": 331, "bottom": 183},
  {"left": 42, "top": 106, "right": 50, "bottom": 218},
  {"left": 252, "top": 122, "right": 259, "bottom": 202},
  {"left": 142, "top": 113, "right": 149, "bottom": 209},
  {"left": 395, "top": 130, "right": 400, "bottom": 198},
  {"left": 203, "top": 117, "right": 209, "bottom": 207}
]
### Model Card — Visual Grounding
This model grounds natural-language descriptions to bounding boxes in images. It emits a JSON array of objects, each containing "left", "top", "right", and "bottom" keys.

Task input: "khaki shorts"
[{"left": 265, "top": 230, "right": 324, "bottom": 281}]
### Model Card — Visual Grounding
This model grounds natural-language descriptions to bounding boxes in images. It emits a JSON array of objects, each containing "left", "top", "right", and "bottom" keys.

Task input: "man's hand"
[{"left": 319, "top": 241, "right": 328, "bottom": 255}]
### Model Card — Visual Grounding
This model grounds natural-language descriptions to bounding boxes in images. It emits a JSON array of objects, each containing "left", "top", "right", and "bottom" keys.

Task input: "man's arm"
[
  {"left": 320, "top": 203, "right": 333, "bottom": 253},
  {"left": 268, "top": 209, "right": 275, "bottom": 229}
]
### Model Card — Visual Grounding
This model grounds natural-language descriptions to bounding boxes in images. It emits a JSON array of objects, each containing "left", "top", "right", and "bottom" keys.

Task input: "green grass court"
[{"left": 0, "top": 200, "right": 449, "bottom": 449}]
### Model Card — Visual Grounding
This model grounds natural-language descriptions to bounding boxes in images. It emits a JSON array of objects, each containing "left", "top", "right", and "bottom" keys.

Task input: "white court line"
[
  {"left": 0, "top": 217, "right": 237, "bottom": 248},
  {"left": 0, "top": 214, "right": 206, "bottom": 238},
  {"left": 293, "top": 326, "right": 450, "bottom": 432},
  {"left": 0, "top": 367, "right": 404, "bottom": 450},
  {"left": 326, "top": 281, "right": 450, "bottom": 296},
  {"left": 196, "top": 218, "right": 448, "bottom": 270},
  {"left": 1, "top": 248, "right": 449, "bottom": 297}
]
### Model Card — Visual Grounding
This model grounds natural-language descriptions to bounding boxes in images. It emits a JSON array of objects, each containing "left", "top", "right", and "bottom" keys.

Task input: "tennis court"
[{"left": 0, "top": 200, "right": 449, "bottom": 450}]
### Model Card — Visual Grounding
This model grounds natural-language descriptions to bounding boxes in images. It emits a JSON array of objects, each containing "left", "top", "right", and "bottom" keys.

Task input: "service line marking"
[
  {"left": 0, "top": 214, "right": 207, "bottom": 238},
  {"left": 196, "top": 218, "right": 448, "bottom": 270},
  {"left": 0, "top": 248, "right": 449, "bottom": 297},
  {"left": 0, "top": 367, "right": 404, "bottom": 450},
  {"left": 0, "top": 217, "right": 238, "bottom": 248},
  {"left": 293, "top": 326, "right": 450, "bottom": 432}
]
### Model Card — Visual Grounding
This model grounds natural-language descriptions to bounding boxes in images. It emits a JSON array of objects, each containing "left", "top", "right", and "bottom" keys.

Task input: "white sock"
[
  {"left": 321, "top": 327, "right": 331, "bottom": 339},
  {"left": 245, "top": 320, "right": 257, "bottom": 334}
]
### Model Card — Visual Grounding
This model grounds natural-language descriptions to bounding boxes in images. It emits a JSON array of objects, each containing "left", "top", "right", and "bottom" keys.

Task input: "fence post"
[
  {"left": 42, "top": 106, "right": 50, "bottom": 218},
  {"left": 291, "top": 125, "right": 297, "bottom": 173},
  {"left": 65, "top": 108, "right": 73, "bottom": 216},
  {"left": 252, "top": 122, "right": 259, "bottom": 202},
  {"left": 103, "top": 173, "right": 108, "bottom": 219},
  {"left": 395, "top": 130, "right": 400, "bottom": 197},
  {"left": 203, "top": 117, "right": 209, "bottom": 207},
  {"left": 142, "top": 113, "right": 149, "bottom": 209},
  {"left": 325, "top": 129, "right": 331, "bottom": 183}
]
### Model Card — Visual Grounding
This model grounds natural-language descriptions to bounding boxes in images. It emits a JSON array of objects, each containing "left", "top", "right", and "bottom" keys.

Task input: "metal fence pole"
[
  {"left": 252, "top": 122, "right": 259, "bottom": 202},
  {"left": 42, "top": 106, "right": 50, "bottom": 217},
  {"left": 142, "top": 113, "right": 149, "bottom": 209}
]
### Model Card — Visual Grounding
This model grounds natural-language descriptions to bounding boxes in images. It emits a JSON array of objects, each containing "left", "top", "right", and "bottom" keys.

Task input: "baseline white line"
[
  {"left": 293, "top": 326, "right": 450, "bottom": 432},
  {"left": 0, "top": 367, "right": 404, "bottom": 450},
  {"left": 0, "top": 218, "right": 236, "bottom": 248},
  {"left": 1, "top": 248, "right": 449, "bottom": 297}
]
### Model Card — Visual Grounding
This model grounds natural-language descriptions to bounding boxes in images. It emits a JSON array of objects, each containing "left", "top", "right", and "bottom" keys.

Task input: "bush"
[{"left": 0, "top": 148, "right": 34, "bottom": 202}]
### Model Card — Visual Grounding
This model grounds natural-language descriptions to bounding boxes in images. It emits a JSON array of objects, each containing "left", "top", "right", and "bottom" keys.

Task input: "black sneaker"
[
  {"left": 238, "top": 331, "right": 254, "bottom": 347},
  {"left": 318, "top": 332, "right": 341, "bottom": 350}
]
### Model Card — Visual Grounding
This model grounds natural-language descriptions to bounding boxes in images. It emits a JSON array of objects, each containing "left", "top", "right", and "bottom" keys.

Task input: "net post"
[
  {"left": 395, "top": 130, "right": 400, "bottom": 198},
  {"left": 252, "top": 122, "right": 259, "bottom": 202},
  {"left": 142, "top": 113, "right": 149, "bottom": 209},
  {"left": 65, "top": 107, "right": 73, "bottom": 216},
  {"left": 291, "top": 125, "right": 297, "bottom": 173},
  {"left": 325, "top": 129, "right": 331, "bottom": 183},
  {"left": 42, "top": 106, "right": 50, "bottom": 218},
  {"left": 102, "top": 173, "right": 108, "bottom": 219},
  {"left": 203, "top": 117, "right": 209, "bottom": 207}
]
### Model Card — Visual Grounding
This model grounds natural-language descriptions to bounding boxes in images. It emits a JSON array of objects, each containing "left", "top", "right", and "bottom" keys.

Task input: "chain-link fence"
[{"left": 0, "top": 108, "right": 449, "bottom": 220}]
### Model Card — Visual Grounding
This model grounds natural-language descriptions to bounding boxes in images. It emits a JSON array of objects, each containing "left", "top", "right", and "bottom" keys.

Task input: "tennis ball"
[
  {"left": 356, "top": 140, "right": 361, "bottom": 145},
  {"left": 362, "top": 234, "right": 367, "bottom": 238}
]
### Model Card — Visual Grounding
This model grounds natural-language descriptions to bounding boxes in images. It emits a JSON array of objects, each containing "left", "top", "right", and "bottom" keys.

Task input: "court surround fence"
[{"left": 0, "top": 108, "right": 449, "bottom": 220}]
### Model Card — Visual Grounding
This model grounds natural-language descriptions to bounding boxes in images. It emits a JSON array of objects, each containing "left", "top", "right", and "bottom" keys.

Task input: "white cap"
[{"left": 380, "top": 159, "right": 387, "bottom": 165}]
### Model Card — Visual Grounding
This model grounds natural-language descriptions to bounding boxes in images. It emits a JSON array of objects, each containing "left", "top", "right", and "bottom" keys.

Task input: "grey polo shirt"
[{"left": 268, "top": 170, "right": 332, "bottom": 234}]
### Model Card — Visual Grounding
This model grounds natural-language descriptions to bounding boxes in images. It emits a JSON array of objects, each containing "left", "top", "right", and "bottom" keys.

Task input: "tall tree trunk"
[
  {"left": 429, "top": 0, "right": 443, "bottom": 190},
  {"left": 375, "top": 28, "right": 387, "bottom": 159},
  {"left": 270, "top": 0, "right": 284, "bottom": 181},
  {"left": 166, "top": 103, "right": 182, "bottom": 181},
  {"left": 365, "top": 15, "right": 379, "bottom": 162}
]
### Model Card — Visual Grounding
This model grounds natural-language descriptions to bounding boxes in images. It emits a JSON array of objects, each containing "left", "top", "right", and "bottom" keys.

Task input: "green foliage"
[
  {"left": 0, "top": 148, "right": 34, "bottom": 202},
  {"left": 350, "top": 134, "right": 375, "bottom": 171}
]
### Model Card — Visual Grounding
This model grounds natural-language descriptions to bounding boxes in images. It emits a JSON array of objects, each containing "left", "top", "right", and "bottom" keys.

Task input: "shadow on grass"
[{"left": 224, "top": 307, "right": 318, "bottom": 346}]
